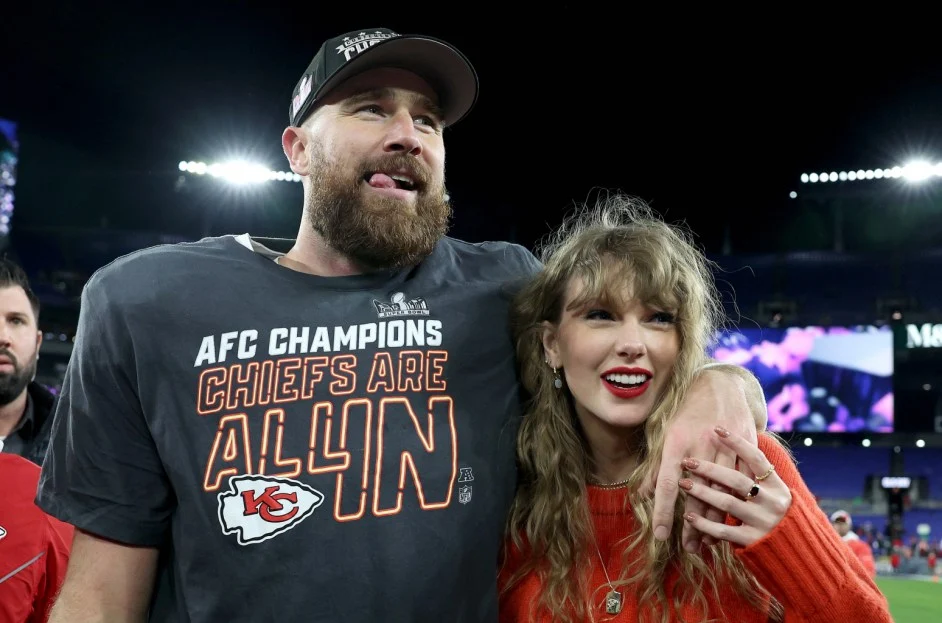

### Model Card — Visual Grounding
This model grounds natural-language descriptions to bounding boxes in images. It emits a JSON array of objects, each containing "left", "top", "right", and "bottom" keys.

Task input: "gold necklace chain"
[
  {"left": 594, "top": 540, "right": 624, "bottom": 614},
  {"left": 587, "top": 476, "right": 631, "bottom": 489}
]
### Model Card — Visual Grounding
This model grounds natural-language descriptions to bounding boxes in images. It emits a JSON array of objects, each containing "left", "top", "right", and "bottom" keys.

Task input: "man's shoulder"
[
  {"left": 433, "top": 236, "right": 542, "bottom": 279},
  {"left": 85, "top": 235, "right": 240, "bottom": 295},
  {"left": 27, "top": 380, "right": 56, "bottom": 409},
  {"left": 438, "top": 235, "right": 536, "bottom": 259},
  {"left": 0, "top": 453, "right": 41, "bottom": 488},
  {"left": 26, "top": 381, "right": 57, "bottom": 451}
]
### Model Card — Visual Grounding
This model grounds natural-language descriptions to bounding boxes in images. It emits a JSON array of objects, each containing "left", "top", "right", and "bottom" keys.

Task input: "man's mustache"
[
  {"left": 358, "top": 154, "right": 431, "bottom": 190},
  {"left": 0, "top": 348, "right": 19, "bottom": 369}
]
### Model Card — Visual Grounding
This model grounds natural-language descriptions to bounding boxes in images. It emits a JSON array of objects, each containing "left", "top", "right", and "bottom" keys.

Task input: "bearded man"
[{"left": 37, "top": 28, "right": 766, "bottom": 622}]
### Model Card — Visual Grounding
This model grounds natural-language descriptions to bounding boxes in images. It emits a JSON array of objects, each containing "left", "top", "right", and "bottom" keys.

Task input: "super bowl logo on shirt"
[
  {"left": 218, "top": 475, "right": 324, "bottom": 546},
  {"left": 373, "top": 292, "right": 429, "bottom": 318}
]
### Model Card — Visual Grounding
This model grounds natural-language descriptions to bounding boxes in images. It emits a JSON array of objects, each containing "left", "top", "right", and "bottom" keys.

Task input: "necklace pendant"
[{"left": 605, "top": 589, "right": 623, "bottom": 614}]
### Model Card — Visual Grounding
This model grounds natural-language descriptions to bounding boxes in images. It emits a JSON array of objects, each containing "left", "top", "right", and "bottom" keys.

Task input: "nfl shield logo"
[{"left": 458, "top": 485, "right": 472, "bottom": 504}]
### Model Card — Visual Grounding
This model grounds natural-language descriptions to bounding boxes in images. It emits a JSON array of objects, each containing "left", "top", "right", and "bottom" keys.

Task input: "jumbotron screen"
[
  {"left": 0, "top": 117, "right": 16, "bottom": 236},
  {"left": 708, "top": 325, "right": 893, "bottom": 433}
]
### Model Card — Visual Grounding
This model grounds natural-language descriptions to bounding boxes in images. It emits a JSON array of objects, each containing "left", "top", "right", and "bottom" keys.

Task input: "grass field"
[{"left": 876, "top": 576, "right": 942, "bottom": 622}]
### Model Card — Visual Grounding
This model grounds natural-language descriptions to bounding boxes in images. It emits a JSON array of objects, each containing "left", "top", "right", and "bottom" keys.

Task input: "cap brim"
[{"left": 311, "top": 35, "right": 478, "bottom": 127}]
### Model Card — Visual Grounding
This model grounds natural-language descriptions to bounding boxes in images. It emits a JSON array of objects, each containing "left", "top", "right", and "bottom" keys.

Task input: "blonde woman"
[{"left": 499, "top": 194, "right": 891, "bottom": 622}]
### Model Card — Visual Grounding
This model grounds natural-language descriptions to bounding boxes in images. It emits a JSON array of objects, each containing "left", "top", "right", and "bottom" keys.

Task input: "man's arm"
[
  {"left": 35, "top": 269, "right": 172, "bottom": 621},
  {"left": 48, "top": 530, "right": 159, "bottom": 623},
  {"left": 646, "top": 364, "right": 767, "bottom": 550},
  {"left": 699, "top": 361, "right": 767, "bottom": 431}
]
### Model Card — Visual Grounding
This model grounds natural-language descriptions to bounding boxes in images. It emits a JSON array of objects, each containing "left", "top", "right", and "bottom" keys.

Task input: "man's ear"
[
  {"left": 282, "top": 126, "right": 311, "bottom": 175},
  {"left": 541, "top": 321, "right": 560, "bottom": 368}
]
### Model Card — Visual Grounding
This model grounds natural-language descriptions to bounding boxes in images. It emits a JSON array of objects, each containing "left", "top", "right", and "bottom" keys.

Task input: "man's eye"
[
  {"left": 359, "top": 105, "right": 383, "bottom": 115},
  {"left": 415, "top": 115, "right": 441, "bottom": 130}
]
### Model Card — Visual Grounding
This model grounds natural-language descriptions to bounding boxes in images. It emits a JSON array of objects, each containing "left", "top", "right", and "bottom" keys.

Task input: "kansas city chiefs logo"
[
  {"left": 0, "top": 525, "right": 6, "bottom": 541},
  {"left": 218, "top": 475, "right": 324, "bottom": 545}
]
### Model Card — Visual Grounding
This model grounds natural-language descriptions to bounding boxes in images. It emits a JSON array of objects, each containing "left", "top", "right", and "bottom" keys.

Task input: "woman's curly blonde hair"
[{"left": 502, "top": 193, "right": 781, "bottom": 622}]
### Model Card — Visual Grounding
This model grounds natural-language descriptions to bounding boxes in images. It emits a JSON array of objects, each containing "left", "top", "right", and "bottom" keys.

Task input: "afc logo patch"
[{"left": 217, "top": 475, "right": 324, "bottom": 546}]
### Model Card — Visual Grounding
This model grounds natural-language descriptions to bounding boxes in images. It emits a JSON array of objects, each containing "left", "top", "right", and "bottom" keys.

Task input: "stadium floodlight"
[
  {"left": 901, "top": 159, "right": 934, "bottom": 182},
  {"left": 799, "top": 160, "right": 942, "bottom": 184},
  {"left": 178, "top": 160, "right": 302, "bottom": 184}
]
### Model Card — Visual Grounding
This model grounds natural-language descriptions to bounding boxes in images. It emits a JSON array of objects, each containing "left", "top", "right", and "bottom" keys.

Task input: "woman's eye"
[
  {"left": 650, "top": 311, "right": 676, "bottom": 324},
  {"left": 585, "top": 309, "right": 613, "bottom": 321}
]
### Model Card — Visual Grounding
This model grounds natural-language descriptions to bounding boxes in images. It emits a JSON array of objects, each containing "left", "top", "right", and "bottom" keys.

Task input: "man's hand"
[{"left": 642, "top": 366, "right": 765, "bottom": 551}]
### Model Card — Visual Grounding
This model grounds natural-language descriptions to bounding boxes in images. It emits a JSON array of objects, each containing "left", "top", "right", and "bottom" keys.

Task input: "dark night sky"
[{"left": 4, "top": 3, "right": 942, "bottom": 255}]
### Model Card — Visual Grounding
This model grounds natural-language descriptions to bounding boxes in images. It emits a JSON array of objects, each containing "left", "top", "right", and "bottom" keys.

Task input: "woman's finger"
[
  {"left": 679, "top": 477, "right": 762, "bottom": 527},
  {"left": 714, "top": 426, "right": 776, "bottom": 482},
  {"left": 683, "top": 511, "right": 762, "bottom": 547},
  {"left": 682, "top": 456, "right": 755, "bottom": 497}
]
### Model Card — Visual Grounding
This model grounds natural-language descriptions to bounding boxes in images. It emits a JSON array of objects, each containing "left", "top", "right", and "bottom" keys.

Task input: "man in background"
[
  {"left": 831, "top": 509, "right": 877, "bottom": 577},
  {"left": 0, "top": 257, "right": 55, "bottom": 466},
  {"left": 0, "top": 453, "right": 74, "bottom": 622}
]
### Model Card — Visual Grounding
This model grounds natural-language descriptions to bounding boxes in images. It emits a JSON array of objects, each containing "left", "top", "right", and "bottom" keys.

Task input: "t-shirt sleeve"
[
  {"left": 35, "top": 270, "right": 174, "bottom": 547},
  {"left": 512, "top": 244, "right": 543, "bottom": 278},
  {"left": 491, "top": 242, "right": 543, "bottom": 299}
]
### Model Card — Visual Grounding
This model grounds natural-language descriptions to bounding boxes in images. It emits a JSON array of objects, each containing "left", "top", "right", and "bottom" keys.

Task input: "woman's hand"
[{"left": 678, "top": 426, "right": 792, "bottom": 547}]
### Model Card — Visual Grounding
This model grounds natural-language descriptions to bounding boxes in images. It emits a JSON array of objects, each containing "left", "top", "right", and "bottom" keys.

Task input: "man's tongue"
[{"left": 367, "top": 173, "right": 396, "bottom": 189}]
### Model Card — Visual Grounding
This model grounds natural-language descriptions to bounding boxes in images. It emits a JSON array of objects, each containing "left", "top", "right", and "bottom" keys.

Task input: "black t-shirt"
[{"left": 37, "top": 234, "right": 542, "bottom": 622}]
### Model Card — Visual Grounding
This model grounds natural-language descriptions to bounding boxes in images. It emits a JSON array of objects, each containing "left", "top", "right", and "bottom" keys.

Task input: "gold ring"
[
  {"left": 745, "top": 483, "right": 760, "bottom": 500},
  {"left": 755, "top": 464, "right": 775, "bottom": 481}
]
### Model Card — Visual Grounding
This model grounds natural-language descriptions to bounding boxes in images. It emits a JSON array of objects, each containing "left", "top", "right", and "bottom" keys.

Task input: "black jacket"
[{"left": 18, "top": 381, "right": 58, "bottom": 466}]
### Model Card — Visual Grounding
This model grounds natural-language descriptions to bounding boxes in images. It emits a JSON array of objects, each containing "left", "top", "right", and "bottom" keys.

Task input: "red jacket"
[
  {"left": 0, "top": 454, "right": 74, "bottom": 623},
  {"left": 842, "top": 533, "right": 877, "bottom": 577}
]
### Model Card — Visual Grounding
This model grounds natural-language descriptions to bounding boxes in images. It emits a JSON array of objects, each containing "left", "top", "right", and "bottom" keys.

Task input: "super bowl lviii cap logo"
[
  {"left": 218, "top": 475, "right": 324, "bottom": 545},
  {"left": 335, "top": 30, "right": 398, "bottom": 62},
  {"left": 373, "top": 292, "right": 430, "bottom": 318},
  {"left": 292, "top": 75, "right": 313, "bottom": 118}
]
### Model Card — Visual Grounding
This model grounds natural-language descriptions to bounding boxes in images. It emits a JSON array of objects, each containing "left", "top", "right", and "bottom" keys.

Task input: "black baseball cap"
[{"left": 289, "top": 28, "right": 478, "bottom": 128}]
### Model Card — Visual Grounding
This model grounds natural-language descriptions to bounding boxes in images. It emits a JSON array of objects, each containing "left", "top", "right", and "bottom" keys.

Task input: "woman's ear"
[{"left": 541, "top": 321, "right": 560, "bottom": 368}]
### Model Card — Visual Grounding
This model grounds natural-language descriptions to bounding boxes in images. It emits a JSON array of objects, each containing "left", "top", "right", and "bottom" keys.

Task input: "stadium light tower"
[
  {"left": 176, "top": 159, "right": 303, "bottom": 236},
  {"left": 799, "top": 159, "right": 942, "bottom": 188},
  {"left": 900, "top": 159, "right": 939, "bottom": 183},
  {"left": 178, "top": 160, "right": 302, "bottom": 184},
  {"left": 797, "top": 158, "right": 942, "bottom": 252}
]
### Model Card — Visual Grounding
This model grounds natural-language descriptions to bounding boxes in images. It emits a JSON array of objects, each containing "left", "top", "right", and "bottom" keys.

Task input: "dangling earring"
[{"left": 553, "top": 367, "right": 563, "bottom": 389}]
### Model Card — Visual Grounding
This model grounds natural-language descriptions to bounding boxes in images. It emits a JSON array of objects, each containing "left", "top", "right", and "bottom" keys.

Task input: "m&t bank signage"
[{"left": 906, "top": 323, "right": 942, "bottom": 348}]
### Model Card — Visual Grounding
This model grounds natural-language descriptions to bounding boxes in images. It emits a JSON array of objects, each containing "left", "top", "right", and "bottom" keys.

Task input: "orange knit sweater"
[{"left": 498, "top": 435, "right": 892, "bottom": 622}]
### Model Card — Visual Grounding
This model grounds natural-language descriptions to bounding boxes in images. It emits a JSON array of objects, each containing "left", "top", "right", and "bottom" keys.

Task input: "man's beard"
[
  {"left": 0, "top": 349, "right": 35, "bottom": 406},
  {"left": 305, "top": 145, "right": 452, "bottom": 271}
]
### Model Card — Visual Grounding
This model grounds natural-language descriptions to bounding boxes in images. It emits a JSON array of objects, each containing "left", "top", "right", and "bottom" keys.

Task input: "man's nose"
[{"left": 382, "top": 110, "right": 423, "bottom": 157}]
